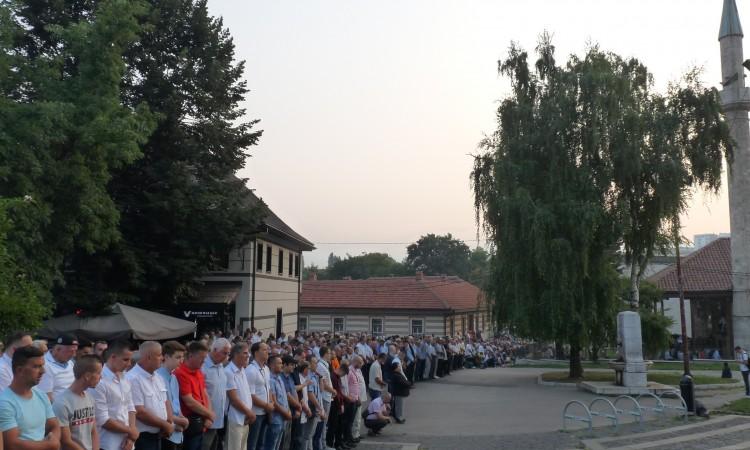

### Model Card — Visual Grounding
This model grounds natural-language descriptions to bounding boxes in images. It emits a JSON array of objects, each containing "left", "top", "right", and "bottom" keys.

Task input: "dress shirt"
[
  {"left": 201, "top": 357, "right": 228, "bottom": 429},
  {"left": 155, "top": 367, "right": 183, "bottom": 444},
  {"left": 126, "top": 364, "right": 168, "bottom": 434},
  {"left": 225, "top": 361, "right": 252, "bottom": 425},
  {"left": 268, "top": 373, "right": 289, "bottom": 425},
  {"left": 0, "top": 353, "right": 11, "bottom": 392},
  {"left": 346, "top": 371, "right": 359, "bottom": 401},
  {"left": 92, "top": 365, "right": 135, "bottom": 450},
  {"left": 316, "top": 360, "right": 332, "bottom": 402},
  {"left": 39, "top": 351, "right": 75, "bottom": 400},
  {"left": 298, "top": 373, "right": 309, "bottom": 424},
  {"left": 368, "top": 361, "right": 383, "bottom": 392},
  {"left": 245, "top": 361, "right": 270, "bottom": 416},
  {"left": 355, "top": 368, "right": 367, "bottom": 401}
]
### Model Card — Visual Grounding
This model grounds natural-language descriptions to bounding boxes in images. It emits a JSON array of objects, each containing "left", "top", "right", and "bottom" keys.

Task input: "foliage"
[
  {"left": 467, "top": 246, "right": 491, "bottom": 287},
  {"left": 11, "top": 0, "right": 265, "bottom": 312},
  {"left": 472, "top": 35, "right": 623, "bottom": 377},
  {"left": 0, "top": 199, "right": 50, "bottom": 337},
  {"left": 406, "top": 233, "right": 472, "bottom": 280},
  {"left": 317, "top": 252, "right": 409, "bottom": 280},
  {"left": 472, "top": 34, "right": 732, "bottom": 377},
  {"left": 0, "top": 0, "right": 156, "bottom": 307}
]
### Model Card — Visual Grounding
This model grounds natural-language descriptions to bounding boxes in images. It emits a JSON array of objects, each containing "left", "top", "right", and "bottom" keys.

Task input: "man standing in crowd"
[
  {"left": 39, "top": 333, "right": 79, "bottom": 402},
  {"left": 368, "top": 354, "right": 386, "bottom": 400},
  {"left": 224, "top": 343, "right": 255, "bottom": 450},
  {"left": 0, "top": 332, "right": 33, "bottom": 392},
  {"left": 156, "top": 342, "right": 189, "bottom": 450},
  {"left": 246, "top": 342, "right": 274, "bottom": 450},
  {"left": 0, "top": 345, "right": 61, "bottom": 450},
  {"left": 94, "top": 341, "right": 139, "bottom": 450},
  {"left": 736, "top": 345, "right": 750, "bottom": 397},
  {"left": 265, "top": 354, "right": 292, "bottom": 450},
  {"left": 94, "top": 342, "right": 108, "bottom": 360},
  {"left": 127, "top": 342, "right": 176, "bottom": 450},
  {"left": 174, "top": 342, "right": 214, "bottom": 450},
  {"left": 280, "top": 355, "right": 304, "bottom": 450},
  {"left": 53, "top": 354, "right": 101, "bottom": 450},
  {"left": 314, "top": 347, "right": 335, "bottom": 450},
  {"left": 202, "top": 339, "right": 230, "bottom": 450},
  {"left": 351, "top": 357, "right": 367, "bottom": 444}
]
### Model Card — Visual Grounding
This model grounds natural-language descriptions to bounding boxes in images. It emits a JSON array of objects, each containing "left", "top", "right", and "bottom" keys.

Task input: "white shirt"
[
  {"left": 0, "top": 353, "right": 12, "bottom": 392},
  {"left": 298, "top": 373, "right": 309, "bottom": 424},
  {"left": 316, "top": 360, "right": 332, "bottom": 402},
  {"left": 225, "top": 361, "right": 252, "bottom": 425},
  {"left": 355, "top": 343, "right": 373, "bottom": 360},
  {"left": 355, "top": 368, "right": 367, "bottom": 401},
  {"left": 125, "top": 364, "right": 168, "bottom": 434},
  {"left": 739, "top": 351, "right": 749, "bottom": 373},
  {"left": 251, "top": 335, "right": 261, "bottom": 344},
  {"left": 245, "top": 361, "right": 270, "bottom": 415},
  {"left": 38, "top": 351, "right": 75, "bottom": 401},
  {"left": 202, "top": 357, "right": 228, "bottom": 429},
  {"left": 92, "top": 365, "right": 135, "bottom": 450},
  {"left": 368, "top": 361, "right": 383, "bottom": 392}
]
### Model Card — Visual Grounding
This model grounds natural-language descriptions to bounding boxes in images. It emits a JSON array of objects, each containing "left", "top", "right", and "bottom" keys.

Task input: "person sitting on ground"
[{"left": 364, "top": 392, "right": 391, "bottom": 436}]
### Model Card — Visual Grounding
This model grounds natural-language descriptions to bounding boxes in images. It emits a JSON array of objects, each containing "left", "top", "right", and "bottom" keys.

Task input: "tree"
[
  {"left": 632, "top": 280, "right": 673, "bottom": 359},
  {"left": 0, "top": 0, "right": 155, "bottom": 307},
  {"left": 405, "top": 233, "right": 471, "bottom": 279},
  {"left": 0, "top": 199, "right": 50, "bottom": 337},
  {"left": 325, "top": 252, "right": 409, "bottom": 280},
  {"left": 13, "top": 0, "right": 265, "bottom": 312},
  {"left": 472, "top": 36, "right": 627, "bottom": 378},
  {"left": 467, "top": 247, "right": 490, "bottom": 287}
]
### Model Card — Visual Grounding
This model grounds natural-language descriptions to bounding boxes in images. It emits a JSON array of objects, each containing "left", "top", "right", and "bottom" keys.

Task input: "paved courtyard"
[{"left": 355, "top": 365, "right": 749, "bottom": 450}]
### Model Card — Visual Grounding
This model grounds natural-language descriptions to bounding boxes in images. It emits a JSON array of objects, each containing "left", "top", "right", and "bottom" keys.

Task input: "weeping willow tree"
[{"left": 472, "top": 34, "right": 731, "bottom": 378}]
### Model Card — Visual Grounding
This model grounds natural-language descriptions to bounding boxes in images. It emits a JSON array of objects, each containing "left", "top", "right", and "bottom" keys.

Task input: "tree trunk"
[
  {"left": 629, "top": 260, "right": 640, "bottom": 310},
  {"left": 569, "top": 343, "right": 583, "bottom": 379},
  {"left": 555, "top": 341, "right": 564, "bottom": 360},
  {"left": 590, "top": 344, "right": 600, "bottom": 363}
]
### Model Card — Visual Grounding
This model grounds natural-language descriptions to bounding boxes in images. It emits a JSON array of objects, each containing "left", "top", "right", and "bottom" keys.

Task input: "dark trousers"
[
  {"left": 162, "top": 440, "right": 182, "bottom": 450},
  {"left": 183, "top": 434, "right": 202, "bottom": 450},
  {"left": 430, "top": 356, "right": 438, "bottom": 378},
  {"left": 369, "top": 388, "right": 381, "bottom": 400},
  {"left": 343, "top": 402, "right": 357, "bottom": 443},
  {"left": 289, "top": 417, "right": 304, "bottom": 450},
  {"left": 364, "top": 418, "right": 388, "bottom": 433},
  {"left": 446, "top": 355, "right": 453, "bottom": 374},
  {"left": 405, "top": 361, "right": 415, "bottom": 383},
  {"left": 415, "top": 359, "right": 425, "bottom": 382},
  {"left": 325, "top": 403, "right": 344, "bottom": 448},
  {"left": 743, "top": 370, "right": 749, "bottom": 395},
  {"left": 136, "top": 432, "right": 161, "bottom": 450},
  {"left": 248, "top": 414, "right": 268, "bottom": 450}
]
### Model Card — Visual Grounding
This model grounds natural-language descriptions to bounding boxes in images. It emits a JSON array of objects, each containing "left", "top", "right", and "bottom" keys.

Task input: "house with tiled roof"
[
  {"left": 299, "top": 272, "right": 490, "bottom": 336},
  {"left": 647, "top": 237, "right": 732, "bottom": 357},
  {"left": 182, "top": 188, "right": 314, "bottom": 337}
]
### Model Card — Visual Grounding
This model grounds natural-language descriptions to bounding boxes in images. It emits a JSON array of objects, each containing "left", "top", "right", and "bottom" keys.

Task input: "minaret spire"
[{"left": 720, "top": 0, "right": 744, "bottom": 40}]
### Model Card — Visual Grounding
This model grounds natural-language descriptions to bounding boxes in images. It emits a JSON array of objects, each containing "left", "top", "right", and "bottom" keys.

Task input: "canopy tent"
[{"left": 38, "top": 303, "right": 196, "bottom": 341}]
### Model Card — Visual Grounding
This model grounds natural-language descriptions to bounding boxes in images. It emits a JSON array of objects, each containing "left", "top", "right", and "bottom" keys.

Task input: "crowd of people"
[{"left": 0, "top": 329, "right": 525, "bottom": 450}]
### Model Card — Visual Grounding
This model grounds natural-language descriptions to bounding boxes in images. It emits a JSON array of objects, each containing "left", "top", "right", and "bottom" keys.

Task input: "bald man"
[{"left": 125, "top": 342, "right": 175, "bottom": 450}]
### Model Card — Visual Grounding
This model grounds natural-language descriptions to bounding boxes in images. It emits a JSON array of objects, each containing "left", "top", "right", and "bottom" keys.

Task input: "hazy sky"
[{"left": 206, "top": 0, "right": 736, "bottom": 267}]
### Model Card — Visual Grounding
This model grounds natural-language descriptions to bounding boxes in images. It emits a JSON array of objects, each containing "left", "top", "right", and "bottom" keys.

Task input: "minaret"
[{"left": 720, "top": 0, "right": 750, "bottom": 349}]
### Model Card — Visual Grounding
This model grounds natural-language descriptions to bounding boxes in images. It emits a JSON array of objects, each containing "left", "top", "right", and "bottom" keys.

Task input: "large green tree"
[
  {"left": 320, "top": 252, "right": 409, "bottom": 280},
  {"left": 405, "top": 233, "right": 472, "bottom": 280},
  {"left": 14, "top": 0, "right": 265, "bottom": 312},
  {"left": 0, "top": 0, "right": 155, "bottom": 306},
  {"left": 473, "top": 35, "right": 731, "bottom": 377}
]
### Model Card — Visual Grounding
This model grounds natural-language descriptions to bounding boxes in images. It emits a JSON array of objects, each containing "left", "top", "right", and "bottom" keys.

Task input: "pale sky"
[{"left": 206, "top": 0, "right": 736, "bottom": 267}]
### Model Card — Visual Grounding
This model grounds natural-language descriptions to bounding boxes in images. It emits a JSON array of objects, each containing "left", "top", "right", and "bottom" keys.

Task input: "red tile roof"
[
  {"left": 648, "top": 237, "right": 732, "bottom": 294},
  {"left": 300, "top": 276, "right": 484, "bottom": 311}
]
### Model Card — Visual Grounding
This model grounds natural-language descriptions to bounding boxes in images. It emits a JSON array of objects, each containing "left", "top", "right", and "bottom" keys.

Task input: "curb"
[
  {"left": 536, "top": 374, "right": 580, "bottom": 389},
  {"left": 536, "top": 374, "right": 740, "bottom": 391}
]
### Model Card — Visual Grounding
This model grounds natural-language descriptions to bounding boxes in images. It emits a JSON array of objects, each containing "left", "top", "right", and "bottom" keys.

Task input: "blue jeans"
[
  {"left": 248, "top": 414, "right": 267, "bottom": 450},
  {"left": 262, "top": 421, "right": 284, "bottom": 450}
]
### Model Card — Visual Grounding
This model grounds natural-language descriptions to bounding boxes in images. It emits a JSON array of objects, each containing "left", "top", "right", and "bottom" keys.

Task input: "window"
[
  {"left": 266, "top": 246, "right": 272, "bottom": 273},
  {"left": 411, "top": 319, "right": 424, "bottom": 336},
  {"left": 299, "top": 316, "right": 308, "bottom": 332},
  {"left": 279, "top": 250, "right": 284, "bottom": 274},
  {"left": 333, "top": 317, "right": 345, "bottom": 333},
  {"left": 256, "top": 243, "right": 264, "bottom": 271},
  {"left": 294, "top": 255, "right": 300, "bottom": 277},
  {"left": 371, "top": 318, "right": 383, "bottom": 335},
  {"left": 288, "top": 253, "right": 293, "bottom": 276}
]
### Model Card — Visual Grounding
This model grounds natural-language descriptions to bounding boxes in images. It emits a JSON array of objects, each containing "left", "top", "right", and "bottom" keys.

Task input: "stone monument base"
[{"left": 579, "top": 381, "right": 674, "bottom": 396}]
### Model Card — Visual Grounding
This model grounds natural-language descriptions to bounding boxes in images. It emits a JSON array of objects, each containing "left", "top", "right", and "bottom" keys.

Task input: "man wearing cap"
[
  {"left": 39, "top": 333, "right": 78, "bottom": 403},
  {"left": 0, "top": 332, "right": 33, "bottom": 393}
]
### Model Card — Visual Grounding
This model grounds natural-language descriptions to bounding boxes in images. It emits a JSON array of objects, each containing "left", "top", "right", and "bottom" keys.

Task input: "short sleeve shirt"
[
  {"left": 52, "top": 389, "right": 96, "bottom": 450},
  {"left": 202, "top": 358, "right": 228, "bottom": 429},
  {"left": 245, "top": 361, "right": 270, "bottom": 416},
  {"left": 0, "top": 387, "right": 56, "bottom": 441},
  {"left": 269, "top": 373, "right": 289, "bottom": 425},
  {"left": 125, "top": 364, "right": 168, "bottom": 433},
  {"left": 316, "top": 361, "right": 332, "bottom": 402},
  {"left": 0, "top": 353, "right": 12, "bottom": 393},
  {"left": 38, "top": 352, "right": 75, "bottom": 401},
  {"left": 366, "top": 397, "right": 385, "bottom": 421},
  {"left": 92, "top": 365, "right": 135, "bottom": 450},
  {"left": 156, "top": 367, "right": 183, "bottom": 444},
  {"left": 173, "top": 363, "right": 208, "bottom": 418},
  {"left": 225, "top": 362, "right": 252, "bottom": 425}
]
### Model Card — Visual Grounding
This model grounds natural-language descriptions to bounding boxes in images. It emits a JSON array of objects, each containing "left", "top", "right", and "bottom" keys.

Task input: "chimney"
[
  {"left": 415, "top": 271, "right": 423, "bottom": 281},
  {"left": 308, "top": 272, "right": 317, "bottom": 281}
]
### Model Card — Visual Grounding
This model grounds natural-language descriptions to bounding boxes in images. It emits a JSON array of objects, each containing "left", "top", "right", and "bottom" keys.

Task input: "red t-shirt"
[{"left": 173, "top": 362, "right": 208, "bottom": 417}]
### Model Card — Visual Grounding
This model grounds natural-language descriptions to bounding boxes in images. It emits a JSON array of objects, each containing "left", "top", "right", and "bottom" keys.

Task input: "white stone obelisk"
[{"left": 720, "top": 0, "right": 750, "bottom": 349}]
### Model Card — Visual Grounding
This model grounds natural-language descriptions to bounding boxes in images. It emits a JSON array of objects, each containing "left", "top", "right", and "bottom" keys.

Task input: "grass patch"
[
  {"left": 717, "top": 398, "right": 750, "bottom": 415},
  {"left": 540, "top": 370, "right": 738, "bottom": 385},
  {"left": 516, "top": 360, "right": 730, "bottom": 371}
]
